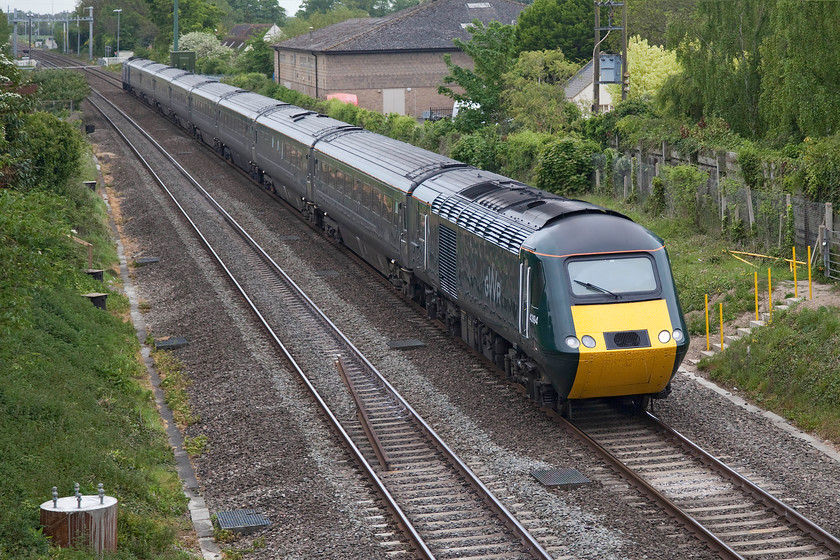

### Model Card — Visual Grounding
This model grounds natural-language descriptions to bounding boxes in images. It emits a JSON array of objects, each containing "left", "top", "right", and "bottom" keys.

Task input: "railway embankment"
[
  {"left": 690, "top": 286, "right": 840, "bottom": 447},
  {"left": 0, "top": 152, "right": 199, "bottom": 559}
]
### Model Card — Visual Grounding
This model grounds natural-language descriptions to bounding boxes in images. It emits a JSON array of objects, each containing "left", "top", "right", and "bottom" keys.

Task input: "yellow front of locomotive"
[{"left": 566, "top": 298, "right": 683, "bottom": 398}]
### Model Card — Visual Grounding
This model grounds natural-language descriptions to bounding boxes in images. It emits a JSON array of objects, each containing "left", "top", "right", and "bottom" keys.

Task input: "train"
[{"left": 122, "top": 58, "right": 689, "bottom": 414}]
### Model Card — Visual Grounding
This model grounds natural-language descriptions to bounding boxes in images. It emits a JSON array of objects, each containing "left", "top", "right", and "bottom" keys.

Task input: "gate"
[{"left": 821, "top": 226, "right": 840, "bottom": 279}]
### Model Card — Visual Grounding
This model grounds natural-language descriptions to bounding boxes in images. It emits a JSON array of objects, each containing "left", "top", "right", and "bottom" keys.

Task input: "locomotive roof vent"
[{"left": 460, "top": 181, "right": 499, "bottom": 200}]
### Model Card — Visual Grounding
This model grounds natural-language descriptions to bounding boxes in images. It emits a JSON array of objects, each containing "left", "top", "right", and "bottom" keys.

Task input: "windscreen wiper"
[{"left": 575, "top": 280, "right": 621, "bottom": 299}]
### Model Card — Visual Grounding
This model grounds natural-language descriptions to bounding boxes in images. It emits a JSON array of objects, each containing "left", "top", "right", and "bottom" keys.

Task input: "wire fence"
[{"left": 592, "top": 147, "right": 836, "bottom": 262}]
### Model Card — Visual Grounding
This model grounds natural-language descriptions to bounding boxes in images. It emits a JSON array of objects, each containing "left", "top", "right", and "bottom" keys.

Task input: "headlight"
[
  {"left": 581, "top": 335, "right": 596, "bottom": 348},
  {"left": 565, "top": 336, "right": 580, "bottom": 349},
  {"left": 673, "top": 329, "right": 684, "bottom": 343},
  {"left": 658, "top": 330, "right": 671, "bottom": 343}
]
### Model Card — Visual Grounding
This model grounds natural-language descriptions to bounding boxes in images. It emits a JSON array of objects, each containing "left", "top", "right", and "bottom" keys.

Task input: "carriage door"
[
  {"left": 519, "top": 252, "right": 543, "bottom": 340},
  {"left": 399, "top": 201, "right": 409, "bottom": 265},
  {"left": 519, "top": 260, "right": 531, "bottom": 338},
  {"left": 410, "top": 202, "right": 429, "bottom": 272}
]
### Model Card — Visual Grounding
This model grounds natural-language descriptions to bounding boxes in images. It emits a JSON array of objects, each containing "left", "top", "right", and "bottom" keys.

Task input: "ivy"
[{"left": 535, "top": 137, "right": 598, "bottom": 196}]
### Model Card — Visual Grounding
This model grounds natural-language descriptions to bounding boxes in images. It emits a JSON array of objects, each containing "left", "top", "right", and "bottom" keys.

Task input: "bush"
[
  {"left": 497, "top": 130, "right": 553, "bottom": 183},
  {"left": 31, "top": 69, "right": 89, "bottom": 106},
  {"left": 803, "top": 135, "right": 840, "bottom": 206},
  {"left": 19, "top": 112, "right": 84, "bottom": 192},
  {"left": 450, "top": 129, "right": 499, "bottom": 171},
  {"left": 663, "top": 164, "right": 709, "bottom": 228},
  {"left": 535, "top": 136, "right": 598, "bottom": 196}
]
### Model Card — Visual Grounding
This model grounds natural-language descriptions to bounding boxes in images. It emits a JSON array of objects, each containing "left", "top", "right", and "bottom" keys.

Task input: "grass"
[
  {"left": 0, "top": 166, "right": 196, "bottom": 558},
  {"left": 699, "top": 307, "right": 840, "bottom": 441}
]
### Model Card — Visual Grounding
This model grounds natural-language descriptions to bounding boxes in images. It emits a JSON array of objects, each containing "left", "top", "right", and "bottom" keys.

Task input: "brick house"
[{"left": 272, "top": 0, "right": 526, "bottom": 118}]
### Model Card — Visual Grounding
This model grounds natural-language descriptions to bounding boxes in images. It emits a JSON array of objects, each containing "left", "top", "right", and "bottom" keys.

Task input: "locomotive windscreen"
[{"left": 567, "top": 255, "right": 658, "bottom": 297}]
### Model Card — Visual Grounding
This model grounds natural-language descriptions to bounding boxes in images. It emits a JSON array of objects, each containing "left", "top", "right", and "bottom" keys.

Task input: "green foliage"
[
  {"left": 0, "top": 192, "right": 76, "bottom": 333},
  {"left": 228, "top": 0, "right": 286, "bottom": 23},
  {"left": 802, "top": 135, "right": 840, "bottom": 207},
  {"left": 451, "top": 129, "right": 498, "bottom": 172},
  {"left": 224, "top": 72, "right": 279, "bottom": 97},
  {"left": 663, "top": 0, "right": 772, "bottom": 138},
  {"left": 497, "top": 130, "right": 554, "bottom": 183},
  {"left": 19, "top": 112, "right": 84, "bottom": 192},
  {"left": 501, "top": 49, "right": 580, "bottom": 134},
  {"left": 662, "top": 164, "right": 708, "bottom": 228},
  {"left": 30, "top": 70, "right": 90, "bottom": 106},
  {"left": 703, "top": 306, "right": 840, "bottom": 440},
  {"left": 607, "top": 36, "right": 681, "bottom": 102},
  {"left": 236, "top": 34, "right": 275, "bottom": 76},
  {"left": 514, "top": 0, "right": 593, "bottom": 63},
  {"left": 759, "top": 1, "right": 840, "bottom": 142},
  {"left": 178, "top": 31, "right": 235, "bottom": 74},
  {"left": 646, "top": 175, "right": 666, "bottom": 215},
  {"left": 281, "top": 7, "right": 370, "bottom": 38},
  {"left": 535, "top": 136, "right": 598, "bottom": 196},
  {"left": 0, "top": 287, "right": 192, "bottom": 559},
  {"left": 627, "top": 0, "right": 700, "bottom": 48},
  {"left": 439, "top": 20, "right": 517, "bottom": 132}
]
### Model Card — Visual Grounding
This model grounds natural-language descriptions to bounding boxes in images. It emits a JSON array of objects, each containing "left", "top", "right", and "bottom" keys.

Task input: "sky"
[
  {"left": 6, "top": 0, "right": 302, "bottom": 17},
  {"left": 6, "top": 0, "right": 78, "bottom": 16}
]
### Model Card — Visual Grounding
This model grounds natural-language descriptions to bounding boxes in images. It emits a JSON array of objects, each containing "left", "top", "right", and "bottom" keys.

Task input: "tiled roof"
[
  {"left": 565, "top": 59, "right": 592, "bottom": 99},
  {"left": 223, "top": 24, "right": 272, "bottom": 48},
  {"left": 275, "top": 0, "right": 526, "bottom": 53}
]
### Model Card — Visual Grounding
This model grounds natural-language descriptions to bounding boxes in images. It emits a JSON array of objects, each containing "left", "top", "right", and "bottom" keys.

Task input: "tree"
[
  {"left": 661, "top": 0, "right": 773, "bottom": 138},
  {"left": 31, "top": 70, "right": 90, "bottom": 106},
  {"left": 626, "top": 0, "right": 700, "bottom": 48},
  {"left": 282, "top": 7, "right": 370, "bottom": 38},
  {"left": 607, "top": 36, "right": 681, "bottom": 102},
  {"left": 438, "top": 20, "right": 517, "bottom": 132},
  {"left": 296, "top": 0, "right": 338, "bottom": 18},
  {"left": 759, "top": 0, "right": 840, "bottom": 141},
  {"left": 179, "top": 31, "right": 236, "bottom": 73},
  {"left": 148, "top": 0, "right": 226, "bottom": 51},
  {"left": 229, "top": 0, "right": 286, "bottom": 23},
  {"left": 502, "top": 50, "right": 580, "bottom": 134},
  {"left": 237, "top": 33, "right": 274, "bottom": 76},
  {"left": 0, "top": 51, "right": 36, "bottom": 189},
  {"left": 515, "top": 0, "right": 592, "bottom": 63}
]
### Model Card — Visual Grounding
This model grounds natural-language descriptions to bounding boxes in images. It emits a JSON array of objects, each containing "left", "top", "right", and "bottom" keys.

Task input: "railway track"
[
  {"left": 562, "top": 400, "right": 840, "bottom": 560},
  {"left": 45, "top": 51, "right": 556, "bottom": 559},
  {"left": 37, "top": 50, "right": 840, "bottom": 559}
]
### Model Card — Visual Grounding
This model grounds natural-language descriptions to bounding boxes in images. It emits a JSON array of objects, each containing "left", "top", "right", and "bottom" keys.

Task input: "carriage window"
[
  {"left": 362, "top": 183, "right": 372, "bottom": 208},
  {"left": 353, "top": 179, "right": 362, "bottom": 203},
  {"left": 383, "top": 194, "right": 394, "bottom": 218},
  {"left": 372, "top": 189, "right": 382, "bottom": 217},
  {"left": 567, "top": 256, "right": 658, "bottom": 297}
]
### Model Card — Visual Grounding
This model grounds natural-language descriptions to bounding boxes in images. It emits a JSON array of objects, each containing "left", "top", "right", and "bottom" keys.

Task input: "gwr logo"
[{"left": 484, "top": 265, "right": 502, "bottom": 306}]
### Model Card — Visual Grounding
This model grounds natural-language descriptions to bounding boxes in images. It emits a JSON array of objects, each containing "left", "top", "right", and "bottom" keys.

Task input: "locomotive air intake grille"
[{"left": 604, "top": 330, "right": 651, "bottom": 350}]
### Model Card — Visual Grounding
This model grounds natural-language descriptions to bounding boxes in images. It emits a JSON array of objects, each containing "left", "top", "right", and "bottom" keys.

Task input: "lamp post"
[
  {"left": 113, "top": 8, "right": 122, "bottom": 59},
  {"left": 87, "top": 7, "right": 93, "bottom": 60}
]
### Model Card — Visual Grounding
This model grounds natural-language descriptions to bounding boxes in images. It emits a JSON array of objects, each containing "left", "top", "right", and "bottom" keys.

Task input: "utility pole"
[
  {"left": 592, "top": 1, "right": 627, "bottom": 114},
  {"left": 113, "top": 8, "right": 121, "bottom": 59},
  {"left": 173, "top": 0, "right": 179, "bottom": 51},
  {"left": 87, "top": 7, "right": 93, "bottom": 60}
]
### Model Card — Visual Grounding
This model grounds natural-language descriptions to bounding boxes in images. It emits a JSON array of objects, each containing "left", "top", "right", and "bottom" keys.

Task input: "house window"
[{"left": 467, "top": 2, "right": 490, "bottom": 7}]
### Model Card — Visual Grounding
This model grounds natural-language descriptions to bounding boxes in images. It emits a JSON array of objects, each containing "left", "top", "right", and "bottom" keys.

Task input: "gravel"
[{"left": 84, "top": 82, "right": 840, "bottom": 559}]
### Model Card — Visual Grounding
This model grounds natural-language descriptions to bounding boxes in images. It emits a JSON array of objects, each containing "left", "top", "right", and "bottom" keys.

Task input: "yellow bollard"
[
  {"left": 754, "top": 272, "right": 759, "bottom": 321},
  {"left": 793, "top": 247, "right": 798, "bottom": 299},
  {"left": 768, "top": 268, "right": 773, "bottom": 324},
  {"left": 808, "top": 245, "right": 812, "bottom": 300},
  {"left": 705, "top": 294, "right": 710, "bottom": 351},
  {"left": 719, "top": 303, "right": 724, "bottom": 350}
]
